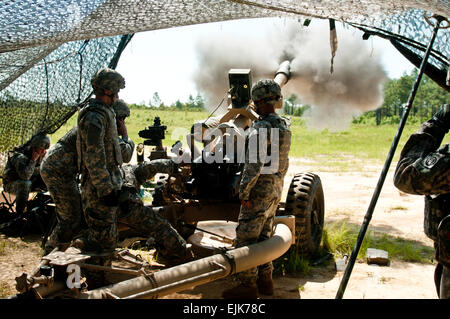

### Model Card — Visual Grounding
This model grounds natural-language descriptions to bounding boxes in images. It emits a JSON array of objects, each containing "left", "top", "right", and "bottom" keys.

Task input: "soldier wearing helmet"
[
  {"left": 40, "top": 126, "right": 83, "bottom": 254},
  {"left": 3, "top": 133, "right": 50, "bottom": 216},
  {"left": 73, "top": 67, "right": 126, "bottom": 255},
  {"left": 222, "top": 79, "right": 291, "bottom": 299},
  {"left": 394, "top": 104, "right": 450, "bottom": 299},
  {"left": 113, "top": 99, "right": 135, "bottom": 163},
  {"left": 41, "top": 100, "right": 134, "bottom": 254}
]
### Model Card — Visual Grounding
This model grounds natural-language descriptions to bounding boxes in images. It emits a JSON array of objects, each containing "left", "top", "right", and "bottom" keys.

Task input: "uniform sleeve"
[
  {"left": 13, "top": 152, "right": 36, "bottom": 180},
  {"left": 119, "top": 136, "right": 135, "bottom": 163},
  {"left": 80, "top": 112, "right": 114, "bottom": 197},
  {"left": 134, "top": 159, "right": 177, "bottom": 185},
  {"left": 394, "top": 128, "right": 450, "bottom": 195},
  {"left": 239, "top": 121, "right": 272, "bottom": 201}
]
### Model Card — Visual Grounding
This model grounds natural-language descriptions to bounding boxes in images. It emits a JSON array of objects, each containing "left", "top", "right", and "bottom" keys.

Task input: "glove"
[
  {"left": 100, "top": 190, "right": 120, "bottom": 207},
  {"left": 419, "top": 104, "right": 450, "bottom": 140},
  {"left": 431, "top": 104, "right": 450, "bottom": 132}
]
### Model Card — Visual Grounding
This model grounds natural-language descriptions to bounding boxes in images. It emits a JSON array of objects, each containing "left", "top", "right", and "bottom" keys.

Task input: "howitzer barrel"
[
  {"left": 274, "top": 60, "right": 291, "bottom": 88},
  {"left": 79, "top": 221, "right": 293, "bottom": 299}
]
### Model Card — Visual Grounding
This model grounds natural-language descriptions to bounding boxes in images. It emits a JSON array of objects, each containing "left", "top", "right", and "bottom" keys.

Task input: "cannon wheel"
[{"left": 284, "top": 172, "right": 325, "bottom": 256}]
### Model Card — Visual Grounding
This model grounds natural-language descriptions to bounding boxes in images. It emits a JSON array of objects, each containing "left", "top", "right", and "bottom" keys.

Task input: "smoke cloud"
[{"left": 193, "top": 18, "right": 388, "bottom": 131}]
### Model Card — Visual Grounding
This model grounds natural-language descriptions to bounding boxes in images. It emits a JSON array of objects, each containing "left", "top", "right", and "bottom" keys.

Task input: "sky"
[{"left": 115, "top": 17, "right": 415, "bottom": 107}]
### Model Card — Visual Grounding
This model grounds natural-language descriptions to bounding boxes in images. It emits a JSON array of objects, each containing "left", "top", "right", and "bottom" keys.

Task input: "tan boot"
[
  {"left": 257, "top": 273, "right": 274, "bottom": 295},
  {"left": 222, "top": 283, "right": 258, "bottom": 299}
]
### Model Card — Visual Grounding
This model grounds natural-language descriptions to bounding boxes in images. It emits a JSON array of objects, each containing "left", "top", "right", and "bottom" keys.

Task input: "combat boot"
[
  {"left": 222, "top": 282, "right": 258, "bottom": 299},
  {"left": 257, "top": 272, "right": 274, "bottom": 295}
]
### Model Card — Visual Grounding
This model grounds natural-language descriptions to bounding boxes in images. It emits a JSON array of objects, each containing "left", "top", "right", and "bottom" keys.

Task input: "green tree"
[
  {"left": 175, "top": 100, "right": 183, "bottom": 110},
  {"left": 194, "top": 93, "right": 205, "bottom": 109},
  {"left": 374, "top": 70, "right": 450, "bottom": 124},
  {"left": 186, "top": 94, "right": 196, "bottom": 109},
  {"left": 283, "top": 94, "right": 298, "bottom": 115},
  {"left": 150, "top": 92, "right": 162, "bottom": 107}
]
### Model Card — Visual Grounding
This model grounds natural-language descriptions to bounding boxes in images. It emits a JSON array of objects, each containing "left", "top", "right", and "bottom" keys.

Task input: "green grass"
[
  {"left": 323, "top": 220, "right": 434, "bottom": 263},
  {"left": 51, "top": 108, "right": 210, "bottom": 149},
  {"left": 273, "top": 249, "right": 311, "bottom": 276},
  {"left": 274, "top": 219, "right": 434, "bottom": 276},
  {"left": 50, "top": 109, "right": 450, "bottom": 171}
]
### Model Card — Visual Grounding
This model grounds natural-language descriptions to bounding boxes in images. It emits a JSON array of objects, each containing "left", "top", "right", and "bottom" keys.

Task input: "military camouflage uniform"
[
  {"left": 119, "top": 136, "right": 135, "bottom": 163},
  {"left": 235, "top": 112, "right": 291, "bottom": 286},
  {"left": 40, "top": 126, "right": 83, "bottom": 246},
  {"left": 118, "top": 159, "right": 193, "bottom": 262},
  {"left": 394, "top": 104, "right": 450, "bottom": 299},
  {"left": 113, "top": 99, "right": 135, "bottom": 163},
  {"left": 76, "top": 98, "right": 124, "bottom": 252},
  {"left": 41, "top": 99, "right": 134, "bottom": 251},
  {"left": 3, "top": 134, "right": 50, "bottom": 215}
]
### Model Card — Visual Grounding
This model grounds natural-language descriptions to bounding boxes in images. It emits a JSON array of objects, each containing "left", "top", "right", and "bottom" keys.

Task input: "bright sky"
[{"left": 116, "top": 18, "right": 415, "bottom": 106}]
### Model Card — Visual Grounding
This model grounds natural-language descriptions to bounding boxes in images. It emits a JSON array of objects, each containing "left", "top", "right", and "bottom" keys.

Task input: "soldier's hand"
[
  {"left": 31, "top": 150, "right": 40, "bottom": 161},
  {"left": 431, "top": 104, "right": 450, "bottom": 132},
  {"left": 100, "top": 190, "right": 120, "bottom": 207},
  {"left": 32, "top": 148, "right": 46, "bottom": 161},
  {"left": 241, "top": 200, "right": 253, "bottom": 209}
]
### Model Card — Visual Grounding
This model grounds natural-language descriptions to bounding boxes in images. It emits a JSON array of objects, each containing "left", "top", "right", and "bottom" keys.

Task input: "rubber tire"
[{"left": 284, "top": 172, "right": 325, "bottom": 256}]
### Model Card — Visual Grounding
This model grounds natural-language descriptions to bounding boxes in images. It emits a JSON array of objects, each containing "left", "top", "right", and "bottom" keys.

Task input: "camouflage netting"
[{"left": 0, "top": 0, "right": 449, "bottom": 172}]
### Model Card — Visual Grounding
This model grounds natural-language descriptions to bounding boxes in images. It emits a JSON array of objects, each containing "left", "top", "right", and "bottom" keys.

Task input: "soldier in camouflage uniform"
[
  {"left": 114, "top": 99, "right": 135, "bottom": 163},
  {"left": 73, "top": 68, "right": 125, "bottom": 253},
  {"left": 118, "top": 159, "right": 194, "bottom": 265},
  {"left": 394, "top": 104, "right": 450, "bottom": 299},
  {"left": 40, "top": 126, "right": 82, "bottom": 252},
  {"left": 3, "top": 133, "right": 50, "bottom": 216},
  {"left": 41, "top": 100, "right": 134, "bottom": 254},
  {"left": 222, "top": 79, "right": 291, "bottom": 299}
]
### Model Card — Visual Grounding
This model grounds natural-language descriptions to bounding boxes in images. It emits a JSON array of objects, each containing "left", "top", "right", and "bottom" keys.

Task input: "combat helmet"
[
  {"left": 91, "top": 68, "right": 125, "bottom": 95},
  {"left": 251, "top": 79, "right": 281, "bottom": 107},
  {"left": 113, "top": 99, "right": 130, "bottom": 118},
  {"left": 29, "top": 134, "right": 50, "bottom": 150}
]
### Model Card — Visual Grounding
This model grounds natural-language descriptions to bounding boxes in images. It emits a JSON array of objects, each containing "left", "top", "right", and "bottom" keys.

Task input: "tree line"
[
  {"left": 282, "top": 69, "right": 450, "bottom": 125},
  {"left": 130, "top": 92, "right": 205, "bottom": 111},
  {"left": 130, "top": 70, "right": 449, "bottom": 124}
]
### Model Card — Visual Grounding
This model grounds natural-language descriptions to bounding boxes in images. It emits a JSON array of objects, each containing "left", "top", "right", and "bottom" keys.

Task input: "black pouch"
[{"left": 424, "top": 194, "right": 450, "bottom": 241}]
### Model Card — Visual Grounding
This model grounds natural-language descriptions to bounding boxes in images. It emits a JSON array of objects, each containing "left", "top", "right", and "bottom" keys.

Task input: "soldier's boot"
[
  {"left": 257, "top": 272, "right": 274, "bottom": 295},
  {"left": 43, "top": 228, "right": 71, "bottom": 255},
  {"left": 222, "top": 282, "right": 258, "bottom": 299}
]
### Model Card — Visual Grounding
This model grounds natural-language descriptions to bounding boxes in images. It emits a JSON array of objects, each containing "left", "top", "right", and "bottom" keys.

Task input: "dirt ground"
[{"left": 0, "top": 158, "right": 439, "bottom": 299}]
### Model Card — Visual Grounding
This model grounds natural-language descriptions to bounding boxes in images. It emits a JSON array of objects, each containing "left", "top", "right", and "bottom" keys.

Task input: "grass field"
[{"left": 51, "top": 108, "right": 449, "bottom": 169}]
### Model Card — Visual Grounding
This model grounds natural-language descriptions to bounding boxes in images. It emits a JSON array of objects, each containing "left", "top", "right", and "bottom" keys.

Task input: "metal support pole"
[{"left": 335, "top": 15, "right": 445, "bottom": 299}]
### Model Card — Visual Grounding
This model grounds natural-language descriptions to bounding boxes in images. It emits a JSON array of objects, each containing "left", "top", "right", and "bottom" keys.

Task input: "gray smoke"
[{"left": 193, "top": 18, "right": 388, "bottom": 131}]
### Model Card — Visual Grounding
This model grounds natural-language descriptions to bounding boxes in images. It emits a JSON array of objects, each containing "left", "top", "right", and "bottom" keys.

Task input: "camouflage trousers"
[
  {"left": 80, "top": 181, "right": 118, "bottom": 253},
  {"left": 118, "top": 202, "right": 191, "bottom": 262},
  {"left": 3, "top": 179, "right": 31, "bottom": 215},
  {"left": 40, "top": 144, "right": 83, "bottom": 244},
  {"left": 234, "top": 178, "right": 283, "bottom": 286}
]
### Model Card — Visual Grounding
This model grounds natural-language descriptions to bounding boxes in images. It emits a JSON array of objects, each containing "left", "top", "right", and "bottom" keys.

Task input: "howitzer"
[
  {"left": 150, "top": 60, "right": 325, "bottom": 261},
  {"left": 8, "top": 60, "right": 325, "bottom": 299}
]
